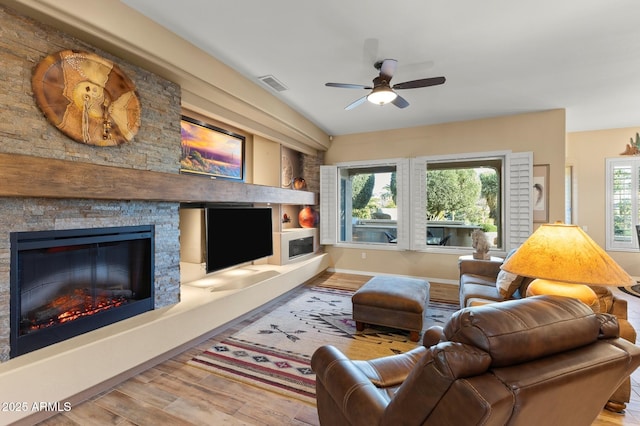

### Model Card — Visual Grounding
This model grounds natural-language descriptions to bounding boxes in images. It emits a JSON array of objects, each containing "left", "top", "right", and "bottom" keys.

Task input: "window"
[
  {"left": 606, "top": 158, "right": 640, "bottom": 250},
  {"left": 410, "top": 152, "right": 531, "bottom": 251},
  {"left": 422, "top": 158, "right": 502, "bottom": 249},
  {"left": 339, "top": 166, "right": 396, "bottom": 244},
  {"left": 321, "top": 152, "right": 532, "bottom": 252}
]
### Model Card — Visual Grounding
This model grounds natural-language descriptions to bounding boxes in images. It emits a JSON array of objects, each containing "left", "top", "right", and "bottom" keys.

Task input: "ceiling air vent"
[{"left": 258, "top": 75, "right": 288, "bottom": 92}]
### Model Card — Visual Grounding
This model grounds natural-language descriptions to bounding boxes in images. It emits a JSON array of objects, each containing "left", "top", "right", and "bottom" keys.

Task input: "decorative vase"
[
  {"left": 298, "top": 206, "right": 318, "bottom": 228},
  {"left": 293, "top": 177, "right": 306, "bottom": 190}
]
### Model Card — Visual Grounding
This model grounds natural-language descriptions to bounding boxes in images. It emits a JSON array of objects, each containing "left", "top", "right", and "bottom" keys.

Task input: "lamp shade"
[
  {"left": 501, "top": 223, "right": 634, "bottom": 286},
  {"left": 367, "top": 86, "right": 397, "bottom": 105}
]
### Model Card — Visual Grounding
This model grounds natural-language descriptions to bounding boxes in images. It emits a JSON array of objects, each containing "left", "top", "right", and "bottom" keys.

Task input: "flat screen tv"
[{"left": 206, "top": 207, "right": 273, "bottom": 273}]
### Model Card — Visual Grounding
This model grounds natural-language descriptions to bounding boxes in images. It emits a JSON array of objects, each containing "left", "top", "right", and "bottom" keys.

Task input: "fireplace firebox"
[{"left": 10, "top": 225, "right": 155, "bottom": 358}]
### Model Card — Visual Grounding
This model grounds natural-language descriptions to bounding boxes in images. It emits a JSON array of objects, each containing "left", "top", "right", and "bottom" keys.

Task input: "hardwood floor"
[{"left": 35, "top": 272, "right": 640, "bottom": 425}]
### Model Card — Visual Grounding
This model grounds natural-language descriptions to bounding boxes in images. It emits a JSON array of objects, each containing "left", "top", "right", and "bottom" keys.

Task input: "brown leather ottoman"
[{"left": 352, "top": 276, "right": 430, "bottom": 341}]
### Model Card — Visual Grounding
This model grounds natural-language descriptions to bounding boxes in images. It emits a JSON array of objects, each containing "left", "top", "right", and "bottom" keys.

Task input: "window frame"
[
  {"left": 320, "top": 158, "right": 410, "bottom": 250},
  {"left": 411, "top": 153, "right": 504, "bottom": 252},
  {"left": 320, "top": 151, "right": 532, "bottom": 253}
]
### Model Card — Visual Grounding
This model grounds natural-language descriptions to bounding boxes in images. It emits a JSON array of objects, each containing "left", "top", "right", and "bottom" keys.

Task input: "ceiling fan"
[{"left": 325, "top": 59, "right": 445, "bottom": 110}]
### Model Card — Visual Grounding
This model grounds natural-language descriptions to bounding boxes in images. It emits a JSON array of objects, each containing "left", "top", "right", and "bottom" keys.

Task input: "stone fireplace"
[
  {"left": 0, "top": 198, "right": 181, "bottom": 362},
  {"left": 0, "top": 3, "right": 183, "bottom": 362},
  {"left": 10, "top": 225, "right": 155, "bottom": 358}
]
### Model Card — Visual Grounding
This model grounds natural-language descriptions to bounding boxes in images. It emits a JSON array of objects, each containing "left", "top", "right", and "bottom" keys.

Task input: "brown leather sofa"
[
  {"left": 459, "top": 257, "right": 534, "bottom": 307},
  {"left": 459, "top": 257, "right": 637, "bottom": 411},
  {"left": 311, "top": 296, "right": 640, "bottom": 425}
]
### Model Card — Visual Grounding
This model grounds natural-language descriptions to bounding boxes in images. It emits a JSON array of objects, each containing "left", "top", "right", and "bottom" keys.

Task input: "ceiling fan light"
[{"left": 367, "top": 87, "right": 397, "bottom": 105}]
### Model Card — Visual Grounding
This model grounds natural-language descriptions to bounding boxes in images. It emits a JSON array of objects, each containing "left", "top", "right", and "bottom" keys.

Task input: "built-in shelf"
[
  {"left": 0, "top": 153, "right": 317, "bottom": 205},
  {"left": 270, "top": 228, "right": 318, "bottom": 265}
]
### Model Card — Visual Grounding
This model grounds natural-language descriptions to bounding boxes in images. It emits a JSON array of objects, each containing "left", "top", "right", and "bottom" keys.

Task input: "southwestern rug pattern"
[
  {"left": 619, "top": 284, "right": 640, "bottom": 299},
  {"left": 188, "top": 286, "right": 458, "bottom": 404}
]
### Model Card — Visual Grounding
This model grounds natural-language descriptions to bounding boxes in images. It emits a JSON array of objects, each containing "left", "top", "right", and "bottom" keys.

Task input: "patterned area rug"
[
  {"left": 188, "top": 286, "right": 458, "bottom": 404},
  {"left": 619, "top": 284, "right": 640, "bottom": 299}
]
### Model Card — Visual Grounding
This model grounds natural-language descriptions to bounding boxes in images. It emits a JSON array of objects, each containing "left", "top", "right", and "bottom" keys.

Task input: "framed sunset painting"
[{"left": 180, "top": 116, "right": 245, "bottom": 181}]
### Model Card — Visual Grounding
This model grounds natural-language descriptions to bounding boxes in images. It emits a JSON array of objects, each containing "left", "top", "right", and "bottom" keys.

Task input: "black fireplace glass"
[{"left": 10, "top": 225, "right": 154, "bottom": 358}]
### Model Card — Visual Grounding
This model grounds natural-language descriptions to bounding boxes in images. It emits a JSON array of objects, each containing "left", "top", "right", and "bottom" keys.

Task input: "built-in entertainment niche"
[{"left": 179, "top": 204, "right": 276, "bottom": 282}]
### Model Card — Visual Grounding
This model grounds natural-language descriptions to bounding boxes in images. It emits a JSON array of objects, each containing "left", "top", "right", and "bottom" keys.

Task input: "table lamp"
[{"left": 501, "top": 222, "right": 635, "bottom": 311}]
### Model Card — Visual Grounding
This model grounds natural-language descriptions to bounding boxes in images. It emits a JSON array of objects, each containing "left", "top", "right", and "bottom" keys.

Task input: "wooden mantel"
[{"left": 0, "top": 153, "right": 317, "bottom": 205}]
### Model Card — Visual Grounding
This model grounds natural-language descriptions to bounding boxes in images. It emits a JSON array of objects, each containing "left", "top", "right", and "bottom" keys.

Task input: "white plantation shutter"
[
  {"left": 394, "top": 159, "right": 411, "bottom": 249},
  {"left": 505, "top": 152, "right": 533, "bottom": 249},
  {"left": 410, "top": 157, "right": 428, "bottom": 250},
  {"left": 319, "top": 165, "right": 338, "bottom": 245},
  {"left": 605, "top": 158, "right": 639, "bottom": 250}
]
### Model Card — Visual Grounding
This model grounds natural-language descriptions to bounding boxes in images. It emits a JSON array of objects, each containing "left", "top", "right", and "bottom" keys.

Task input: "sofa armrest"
[
  {"left": 311, "top": 345, "right": 389, "bottom": 425},
  {"left": 608, "top": 296, "right": 636, "bottom": 344},
  {"left": 459, "top": 259, "right": 503, "bottom": 279},
  {"left": 618, "top": 317, "right": 637, "bottom": 344},
  {"left": 611, "top": 296, "right": 628, "bottom": 320}
]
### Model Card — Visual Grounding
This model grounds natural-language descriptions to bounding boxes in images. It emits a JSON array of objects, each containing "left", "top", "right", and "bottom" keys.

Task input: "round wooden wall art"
[{"left": 32, "top": 50, "right": 141, "bottom": 146}]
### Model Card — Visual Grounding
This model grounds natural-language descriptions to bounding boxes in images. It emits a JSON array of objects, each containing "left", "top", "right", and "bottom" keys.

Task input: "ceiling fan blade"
[
  {"left": 326, "top": 82, "right": 372, "bottom": 90},
  {"left": 393, "top": 76, "right": 446, "bottom": 90},
  {"left": 345, "top": 96, "right": 368, "bottom": 110},
  {"left": 392, "top": 94, "right": 409, "bottom": 109},
  {"left": 379, "top": 59, "right": 398, "bottom": 81}
]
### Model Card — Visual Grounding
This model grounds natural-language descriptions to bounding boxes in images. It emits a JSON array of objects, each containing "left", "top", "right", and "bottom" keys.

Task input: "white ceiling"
[{"left": 122, "top": 0, "right": 640, "bottom": 137}]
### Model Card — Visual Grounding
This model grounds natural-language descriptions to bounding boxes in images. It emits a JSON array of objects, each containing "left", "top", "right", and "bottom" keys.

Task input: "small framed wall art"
[
  {"left": 533, "top": 164, "right": 550, "bottom": 223},
  {"left": 180, "top": 116, "right": 245, "bottom": 181}
]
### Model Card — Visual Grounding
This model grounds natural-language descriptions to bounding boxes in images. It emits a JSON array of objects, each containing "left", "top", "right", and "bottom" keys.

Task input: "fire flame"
[{"left": 25, "top": 288, "right": 128, "bottom": 332}]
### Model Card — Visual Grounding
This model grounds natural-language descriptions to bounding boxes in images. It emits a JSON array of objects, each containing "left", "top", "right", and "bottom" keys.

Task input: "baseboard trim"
[{"left": 326, "top": 267, "right": 459, "bottom": 286}]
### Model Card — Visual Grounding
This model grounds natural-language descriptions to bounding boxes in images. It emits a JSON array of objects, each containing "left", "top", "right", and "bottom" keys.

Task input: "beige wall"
[
  {"left": 253, "top": 136, "right": 281, "bottom": 187},
  {"left": 324, "top": 109, "right": 567, "bottom": 285},
  {"left": 567, "top": 126, "right": 640, "bottom": 278}
]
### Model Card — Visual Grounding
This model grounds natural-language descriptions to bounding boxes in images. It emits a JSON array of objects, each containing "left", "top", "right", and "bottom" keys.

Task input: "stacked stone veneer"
[
  {"left": 0, "top": 6, "right": 182, "bottom": 361},
  {"left": 302, "top": 151, "right": 324, "bottom": 195}
]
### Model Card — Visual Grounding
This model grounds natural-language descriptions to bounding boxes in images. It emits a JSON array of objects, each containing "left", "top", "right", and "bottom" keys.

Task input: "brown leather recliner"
[
  {"left": 458, "top": 257, "right": 637, "bottom": 411},
  {"left": 311, "top": 295, "right": 640, "bottom": 426}
]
